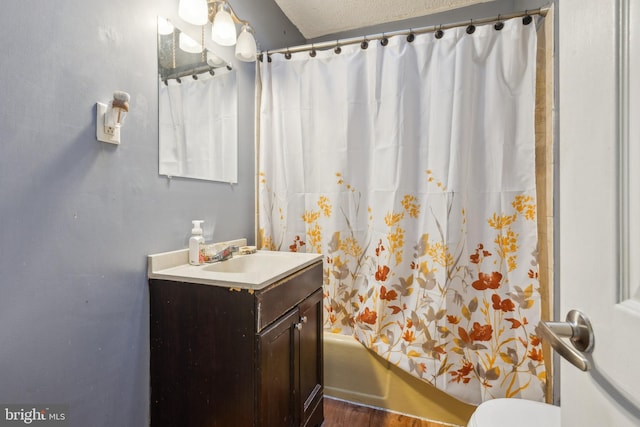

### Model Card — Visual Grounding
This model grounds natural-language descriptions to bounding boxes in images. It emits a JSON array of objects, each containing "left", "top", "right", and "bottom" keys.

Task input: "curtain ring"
[
  {"left": 466, "top": 19, "right": 476, "bottom": 34},
  {"left": 309, "top": 44, "right": 317, "bottom": 57},
  {"left": 257, "top": 53, "right": 264, "bottom": 62},
  {"left": 334, "top": 41, "right": 342, "bottom": 54},
  {"left": 523, "top": 10, "right": 533, "bottom": 25},
  {"left": 209, "top": 69, "right": 215, "bottom": 76},
  {"left": 285, "top": 49, "right": 292, "bottom": 60},
  {"left": 176, "top": 77, "right": 182, "bottom": 84},
  {"left": 380, "top": 33, "right": 389, "bottom": 46},
  {"left": 267, "top": 54, "right": 272, "bottom": 63},
  {"left": 361, "top": 37, "right": 369, "bottom": 49},
  {"left": 192, "top": 74, "right": 198, "bottom": 80},
  {"left": 494, "top": 15, "right": 505, "bottom": 31},
  {"left": 407, "top": 29, "right": 415, "bottom": 43},
  {"left": 435, "top": 25, "right": 444, "bottom": 39}
]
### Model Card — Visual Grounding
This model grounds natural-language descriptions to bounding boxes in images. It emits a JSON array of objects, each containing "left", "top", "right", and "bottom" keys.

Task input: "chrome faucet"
[{"left": 212, "top": 245, "right": 235, "bottom": 262}]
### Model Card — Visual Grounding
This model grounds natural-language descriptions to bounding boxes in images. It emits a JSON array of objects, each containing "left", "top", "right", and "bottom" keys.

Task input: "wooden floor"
[{"left": 323, "top": 398, "right": 460, "bottom": 427}]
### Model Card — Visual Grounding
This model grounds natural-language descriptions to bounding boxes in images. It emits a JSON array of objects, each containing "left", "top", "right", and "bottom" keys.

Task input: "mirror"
[{"left": 157, "top": 17, "right": 238, "bottom": 183}]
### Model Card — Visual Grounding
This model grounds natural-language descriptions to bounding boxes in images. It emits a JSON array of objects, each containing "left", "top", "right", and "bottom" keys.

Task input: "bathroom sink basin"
[
  {"left": 148, "top": 245, "right": 322, "bottom": 290},
  {"left": 202, "top": 251, "right": 307, "bottom": 275}
]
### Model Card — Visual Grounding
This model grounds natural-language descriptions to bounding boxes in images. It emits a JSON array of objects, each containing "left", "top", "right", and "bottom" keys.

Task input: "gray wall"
[{"left": 0, "top": 1, "right": 302, "bottom": 426}]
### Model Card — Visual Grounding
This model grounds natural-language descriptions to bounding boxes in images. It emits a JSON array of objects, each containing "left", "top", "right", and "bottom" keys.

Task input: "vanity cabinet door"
[
  {"left": 258, "top": 307, "right": 299, "bottom": 427},
  {"left": 298, "top": 289, "right": 324, "bottom": 427}
]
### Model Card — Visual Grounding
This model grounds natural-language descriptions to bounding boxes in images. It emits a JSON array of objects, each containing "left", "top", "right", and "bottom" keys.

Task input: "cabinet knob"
[
  {"left": 295, "top": 322, "right": 303, "bottom": 331},
  {"left": 300, "top": 316, "right": 308, "bottom": 324}
]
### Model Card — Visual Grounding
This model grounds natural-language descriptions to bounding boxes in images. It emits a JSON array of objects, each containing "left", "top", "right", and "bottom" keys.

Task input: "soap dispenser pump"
[{"left": 189, "top": 220, "right": 205, "bottom": 265}]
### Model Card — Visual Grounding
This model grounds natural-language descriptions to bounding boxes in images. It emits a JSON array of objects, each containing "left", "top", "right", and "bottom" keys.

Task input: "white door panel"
[{"left": 559, "top": 0, "right": 640, "bottom": 425}]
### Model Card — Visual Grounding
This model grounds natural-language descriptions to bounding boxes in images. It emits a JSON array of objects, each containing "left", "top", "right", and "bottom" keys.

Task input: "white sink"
[
  {"left": 148, "top": 242, "right": 322, "bottom": 290},
  {"left": 202, "top": 251, "right": 309, "bottom": 274}
]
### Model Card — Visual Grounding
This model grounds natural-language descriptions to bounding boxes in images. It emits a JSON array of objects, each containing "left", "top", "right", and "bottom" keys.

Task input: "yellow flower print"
[
  {"left": 303, "top": 210, "right": 321, "bottom": 224},
  {"left": 339, "top": 237, "right": 363, "bottom": 258},
  {"left": 488, "top": 213, "right": 517, "bottom": 230},
  {"left": 386, "top": 226, "right": 405, "bottom": 266},
  {"left": 513, "top": 195, "right": 536, "bottom": 221},
  {"left": 385, "top": 211, "right": 405, "bottom": 227},
  {"left": 259, "top": 229, "right": 276, "bottom": 251},
  {"left": 495, "top": 228, "right": 519, "bottom": 272},
  {"left": 401, "top": 194, "right": 421, "bottom": 219},
  {"left": 427, "top": 241, "right": 454, "bottom": 268},
  {"left": 426, "top": 169, "right": 446, "bottom": 191},
  {"left": 307, "top": 223, "right": 322, "bottom": 253},
  {"left": 318, "top": 196, "right": 332, "bottom": 217}
]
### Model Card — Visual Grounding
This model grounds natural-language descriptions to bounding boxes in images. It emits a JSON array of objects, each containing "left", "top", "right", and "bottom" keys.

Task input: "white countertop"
[{"left": 148, "top": 239, "right": 322, "bottom": 290}]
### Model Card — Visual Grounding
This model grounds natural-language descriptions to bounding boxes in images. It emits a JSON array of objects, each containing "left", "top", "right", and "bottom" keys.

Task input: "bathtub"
[{"left": 323, "top": 332, "right": 476, "bottom": 426}]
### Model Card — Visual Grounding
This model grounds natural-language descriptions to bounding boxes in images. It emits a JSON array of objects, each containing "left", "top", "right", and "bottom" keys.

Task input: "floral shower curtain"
[{"left": 257, "top": 17, "right": 545, "bottom": 405}]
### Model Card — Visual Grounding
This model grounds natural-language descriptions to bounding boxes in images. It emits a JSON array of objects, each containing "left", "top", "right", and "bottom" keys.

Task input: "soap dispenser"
[{"left": 189, "top": 220, "right": 205, "bottom": 265}]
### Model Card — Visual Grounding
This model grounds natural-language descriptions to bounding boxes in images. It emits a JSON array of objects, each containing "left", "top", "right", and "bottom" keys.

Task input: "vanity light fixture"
[
  {"left": 178, "top": 0, "right": 208, "bottom": 26},
  {"left": 179, "top": 32, "right": 203, "bottom": 53},
  {"left": 158, "top": 16, "right": 175, "bottom": 35},
  {"left": 96, "top": 91, "right": 130, "bottom": 145},
  {"left": 177, "top": 0, "right": 258, "bottom": 62}
]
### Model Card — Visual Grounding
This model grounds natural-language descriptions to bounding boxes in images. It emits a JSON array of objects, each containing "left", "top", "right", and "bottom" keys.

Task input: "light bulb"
[
  {"left": 178, "top": 0, "right": 208, "bottom": 26},
  {"left": 212, "top": 2, "right": 237, "bottom": 46},
  {"left": 179, "top": 32, "right": 203, "bottom": 53},
  {"left": 235, "top": 25, "right": 257, "bottom": 62},
  {"left": 157, "top": 17, "right": 174, "bottom": 35}
]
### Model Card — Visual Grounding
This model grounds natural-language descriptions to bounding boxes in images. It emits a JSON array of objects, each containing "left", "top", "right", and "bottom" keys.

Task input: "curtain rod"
[{"left": 261, "top": 5, "right": 549, "bottom": 58}]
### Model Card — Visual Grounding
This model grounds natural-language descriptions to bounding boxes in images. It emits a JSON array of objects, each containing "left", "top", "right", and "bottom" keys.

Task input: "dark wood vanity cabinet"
[{"left": 149, "top": 261, "right": 324, "bottom": 427}]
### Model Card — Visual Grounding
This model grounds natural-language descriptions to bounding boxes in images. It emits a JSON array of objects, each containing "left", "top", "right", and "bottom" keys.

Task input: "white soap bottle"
[{"left": 189, "top": 220, "right": 205, "bottom": 265}]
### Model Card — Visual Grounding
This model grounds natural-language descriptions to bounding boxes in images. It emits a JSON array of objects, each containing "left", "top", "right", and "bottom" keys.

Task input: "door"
[
  {"left": 258, "top": 308, "right": 299, "bottom": 427},
  {"left": 298, "top": 289, "right": 323, "bottom": 427},
  {"left": 559, "top": 0, "right": 640, "bottom": 425}
]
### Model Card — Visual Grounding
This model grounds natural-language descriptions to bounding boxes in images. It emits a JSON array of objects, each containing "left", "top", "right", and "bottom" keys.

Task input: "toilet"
[{"left": 467, "top": 398, "right": 560, "bottom": 427}]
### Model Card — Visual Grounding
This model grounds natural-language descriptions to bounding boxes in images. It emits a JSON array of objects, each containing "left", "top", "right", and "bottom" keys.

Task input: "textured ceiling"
[{"left": 273, "top": 0, "right": 493, "bottom": 39}]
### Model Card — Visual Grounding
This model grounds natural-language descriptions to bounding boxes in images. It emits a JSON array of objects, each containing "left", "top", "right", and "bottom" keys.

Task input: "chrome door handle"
[{"left": 536, "top": 309, "right": 595, "bottom": 372}]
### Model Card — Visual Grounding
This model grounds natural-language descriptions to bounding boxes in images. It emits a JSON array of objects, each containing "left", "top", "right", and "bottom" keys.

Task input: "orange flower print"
[
  {"left": 469, "top": 322, "right": 493, "bottom": 341},
  {"left": 528, "top": 348, "right": 544, "bottom": 362},
  {"left": 358, "top": 307, "right": 377, "bottom": 325},
  {"left": 402, "top": 329, "right": 416, "bottom": 343},
  {"left": 451, "top": 360, "right": 474, "bottom": 384},
  {"left": 470, "top": 243, "right": 492, "bottom": 264},
  {"left": 505, "top": 318, "right": 522, "bottom": 329},
  {"left": 375, "top": 265, "right": 390, "bottom": 282},
  {"left": 491, "top": 294, "right": 515, "bottom": 312},
  {"left": 447, "top": 315, "right": 460, "bottom": 324},
  {"left": 472, "top": 271, "right": 503, "bottom": 290},
  {"left": 389, "top": 305, "right": 403, "bottom": 314},
  {"left": 380, "top": 285, "right": 398, "bottom": 301},
  {"left": 530, "top": 334, "right": 541, "bottom": 346},
  {"left": 491, "top": 294, "right": 501, "bottom": 310},
  {"left": 458, "top": 327, "right": 471, "bottom": 344},
  {"left": 375, "top": 239, "right": 385, "bottom": 257},
  {"left": 288, "top": 235, "right": 305, "bottom": 252},
  {"left": 406, "top": 318, "right": 413, "bottom": 328}
]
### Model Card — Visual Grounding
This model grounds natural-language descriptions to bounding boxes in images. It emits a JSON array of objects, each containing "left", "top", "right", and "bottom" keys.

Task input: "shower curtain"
[
  {"left": 159, "top": 69, "right": 238, "bottom": 183},
  {"left": 257, "top": 17, "right": 545, "bottom": 404}
]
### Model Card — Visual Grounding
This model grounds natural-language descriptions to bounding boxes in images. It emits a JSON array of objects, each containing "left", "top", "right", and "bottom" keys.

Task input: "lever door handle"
[{"left": 536, "top": 309, "right": 595, "bottom": 372}]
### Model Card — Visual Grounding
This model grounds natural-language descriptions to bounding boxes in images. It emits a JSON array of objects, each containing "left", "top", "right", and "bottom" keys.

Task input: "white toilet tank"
[{"left": 467, "top": 398, "right": 560, "bottom": 427}]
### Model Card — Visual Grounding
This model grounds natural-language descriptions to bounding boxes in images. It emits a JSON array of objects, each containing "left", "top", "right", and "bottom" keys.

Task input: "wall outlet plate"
[{"left": 96, "top": 102, "right": 120, "bottom": 145}]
